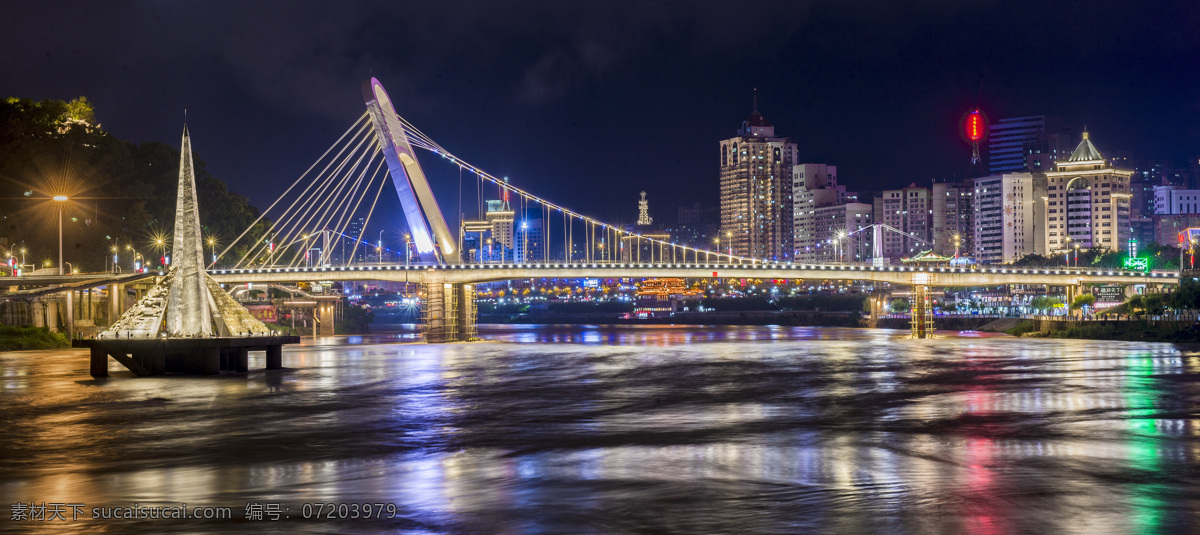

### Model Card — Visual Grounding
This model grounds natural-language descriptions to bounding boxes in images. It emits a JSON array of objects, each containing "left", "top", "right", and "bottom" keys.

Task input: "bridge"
[
  {"left": 7, "top": 77, "right": 1182, "bottom": 341},
  {"left": 209, "top": 261, "right": 1177, "bottom": 340}
]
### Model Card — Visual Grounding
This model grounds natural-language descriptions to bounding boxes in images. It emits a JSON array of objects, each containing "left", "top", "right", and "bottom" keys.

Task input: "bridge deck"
[{"left": 208, "top": 263, "right": 1178, "bottom": 287}]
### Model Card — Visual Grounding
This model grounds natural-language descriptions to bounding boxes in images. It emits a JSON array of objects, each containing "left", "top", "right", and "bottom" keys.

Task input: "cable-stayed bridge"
[{"left": 207, "top": 78, "right": 1178, "bottom": 341}]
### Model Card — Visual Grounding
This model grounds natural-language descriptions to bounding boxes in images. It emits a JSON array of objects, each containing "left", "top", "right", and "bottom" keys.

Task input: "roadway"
[{"left": 207, "top": 262, "right": 1180, "bottom": 288}]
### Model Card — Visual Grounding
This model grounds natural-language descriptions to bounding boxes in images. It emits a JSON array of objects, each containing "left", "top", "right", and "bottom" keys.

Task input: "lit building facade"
[
  {"left": 807, "top": 202, "right": 873, "bottom": 262},
  {"left": 1044, "top": 132, "right": 1132, "bottom": 254},
  {"left": 873, "top": 184, "right": 931, "bottom": 260},
  {"left": 719, "top": 107, "right": 796, "bottom": 261},
  {"left": 792, "top": 163, "right": 857, "bottom": 261},
  {"left": 931, "top": 181, "right": 974, "bottom": 257},
  {"left": 973, "top": 173, "right": 1040, "bottom": 264}
]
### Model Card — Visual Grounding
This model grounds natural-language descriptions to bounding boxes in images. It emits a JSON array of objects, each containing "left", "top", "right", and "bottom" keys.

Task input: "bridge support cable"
[
  {"left": 388, "top": 109, "right": 752, "bottom": 265},
  {"left": 231, "top": 120, "right": 375, "bottom": 267},
  {"left": 267, "top": 138, "right": 380, "bottom": 266},
  {"left": 216, "top": 113, "right": 368, "bottom": 265},
  {"left": 344, "top": 159, "right": 391, "bottom": 267},
  {"left": 321, "top": 158, "right": 387, "bottom": 267},
  {"left": 276, "top": 145, "right": 382, "bottom": 267}
]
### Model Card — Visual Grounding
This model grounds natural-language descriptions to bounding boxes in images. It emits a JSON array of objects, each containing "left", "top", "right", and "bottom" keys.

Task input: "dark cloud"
[{"left": 2, "top": 0, "right": 1197, "bottom": 228}]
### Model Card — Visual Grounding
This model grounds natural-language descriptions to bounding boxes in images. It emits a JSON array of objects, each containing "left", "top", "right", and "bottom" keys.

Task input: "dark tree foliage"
[
  {"left": 0, "top": 97, "right": 267, "bottom": 271},
  {"left": 1012, "top": 243, "right": 1180, "bottom": 270}
]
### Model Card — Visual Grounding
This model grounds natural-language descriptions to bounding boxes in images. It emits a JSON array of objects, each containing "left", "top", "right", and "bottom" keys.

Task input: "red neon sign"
[{"left": 964, "top": 110, "right": 984, "bottom": 142}]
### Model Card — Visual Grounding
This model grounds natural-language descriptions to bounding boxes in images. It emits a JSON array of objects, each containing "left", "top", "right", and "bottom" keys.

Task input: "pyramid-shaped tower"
[{"left": 100, "top": 125, "right": 273, "bottom": 339}]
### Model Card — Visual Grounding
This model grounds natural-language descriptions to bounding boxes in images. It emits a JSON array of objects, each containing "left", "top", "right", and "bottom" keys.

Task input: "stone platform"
[{"left": 74, "top": 336, "right": 301, "bottom": 377}]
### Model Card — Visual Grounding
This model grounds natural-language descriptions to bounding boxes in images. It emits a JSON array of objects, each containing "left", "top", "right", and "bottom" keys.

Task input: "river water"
[{"left": 2, "top": 325, "right": 1199, "bottom": 533}]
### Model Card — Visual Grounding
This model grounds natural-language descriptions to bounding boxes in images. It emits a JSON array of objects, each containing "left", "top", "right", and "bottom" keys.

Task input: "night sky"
[{"left": 3, "top": 1, "right": 1198, "bottom": 233}]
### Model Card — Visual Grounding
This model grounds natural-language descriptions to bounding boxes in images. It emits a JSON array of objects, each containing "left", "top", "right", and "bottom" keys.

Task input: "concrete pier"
[{"left": 77, "top": 336, "right": 300, "bottom": 377}]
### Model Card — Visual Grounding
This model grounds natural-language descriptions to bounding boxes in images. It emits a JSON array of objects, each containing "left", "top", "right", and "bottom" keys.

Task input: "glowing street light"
[{"left": 53, "top": 195, "right": 68, "bottom": 274}]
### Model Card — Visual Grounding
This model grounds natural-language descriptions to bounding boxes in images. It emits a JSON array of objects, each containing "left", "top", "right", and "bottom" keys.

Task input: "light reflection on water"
[{"left": 1, "top": 325, "right": 1199, "bottom": 533}]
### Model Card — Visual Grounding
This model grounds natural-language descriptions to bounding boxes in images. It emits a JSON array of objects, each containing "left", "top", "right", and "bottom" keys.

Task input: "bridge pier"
[
  {"left": 867, "top": 290, "right": 888, "bottom": 329},
  {"left": 422, "top": 279, "right": 476, "bottom": 343},
  {"left": 910, "top": 284, "right": 934, "bottom": 338}
]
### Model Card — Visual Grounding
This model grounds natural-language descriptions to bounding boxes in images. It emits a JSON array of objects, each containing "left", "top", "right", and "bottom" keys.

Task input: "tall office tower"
[
  {"left": 931, "top": 181, "right": 974, "bottom": 257},
  {"left": 988, "top": 115, "right": 1071, "bottom": 174},
  {"left": 973, "top": 173, "right": 1041, "bottom": 264},
  {"left": 1044, "top": 132, "right": 1132, "bottom": 254},
  {"left": 719, "top": 104, "right": 796, "bottom": 261},
  {"left": 792, "top": 163, "right": 856, "bottom": 261},
  {"left": 873, "top": 184, "right": 931, "bottom": 260}
]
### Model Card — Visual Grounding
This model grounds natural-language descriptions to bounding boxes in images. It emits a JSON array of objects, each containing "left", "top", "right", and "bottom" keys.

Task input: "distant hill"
[{"left": 0, "top": 97, "right": 268, "bottom": 272}]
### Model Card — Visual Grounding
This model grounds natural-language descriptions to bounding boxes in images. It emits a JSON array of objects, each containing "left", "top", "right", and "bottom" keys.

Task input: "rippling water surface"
[{"left": 3, "top": 325, "right": 1200, "bottom": 533}]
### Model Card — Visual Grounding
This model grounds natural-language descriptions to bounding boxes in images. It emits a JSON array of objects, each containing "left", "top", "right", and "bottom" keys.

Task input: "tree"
[
  {"left": 1070, "top": 294, "right": 1096, "bottom": 310},
  {"left": 1030, "top": 296, "right": 1063, "bottom": 313},
  {"left": 889, "top": 298, "right": 911, "bottom": 314}
]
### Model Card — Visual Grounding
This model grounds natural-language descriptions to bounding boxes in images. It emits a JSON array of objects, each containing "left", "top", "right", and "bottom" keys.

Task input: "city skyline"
[{"left": 1, "top": 1, "right": 1197, "bottom": 229}]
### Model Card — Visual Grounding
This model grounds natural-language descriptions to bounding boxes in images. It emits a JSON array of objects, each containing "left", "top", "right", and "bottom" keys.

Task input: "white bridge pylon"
[{"left": 363, "top": 78, "right": 458, "bottom": 264}]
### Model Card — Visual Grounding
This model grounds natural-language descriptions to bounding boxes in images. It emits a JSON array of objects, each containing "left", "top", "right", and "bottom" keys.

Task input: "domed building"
[{"left": 1043, "top": 131, "right": 1133, "bottom": 254}]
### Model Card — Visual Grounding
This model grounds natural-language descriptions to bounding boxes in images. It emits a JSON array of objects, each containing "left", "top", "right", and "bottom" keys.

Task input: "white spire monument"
[{"left": 99, "top": 125, "right": 272, "bottom": 339}]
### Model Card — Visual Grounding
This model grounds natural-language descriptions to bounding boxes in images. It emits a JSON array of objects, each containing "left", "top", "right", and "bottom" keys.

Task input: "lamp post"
[
  {"left": 953, "top": 234, "right": 961, "bottom": 259},
  {"left": 405, "top": 234, "right": 412, "bottom": 266},
  {"left": 521, "top": 221, "right": 528, "bottom": 264},
  {"left": 726, "top": 230, "right": 733, "bottom": 259},
  {"left": 1064, "top": 236, "right": 1072, "bottom": 266},
  {"left": 208, "top": 238, "right": 217, "bottom": 267},
  {"left": 714, "top": 237, "right": 721, "bottom": 263},
  {"left": 378, "top": 230, "right": 384, "bottom": 263},
  {"left": 52, "top": 195, "right": 67, "bottom": 274},
  {"left": 1074, "top": 243, "right": 1080, "bottom": 267}
]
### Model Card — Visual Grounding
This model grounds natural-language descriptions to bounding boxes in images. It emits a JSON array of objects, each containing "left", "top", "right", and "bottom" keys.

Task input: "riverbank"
[
  {"left": 0, "top": 326, "right": 69, "bottom": 351},
  {"left": 1005, "top": 318, "right": 1200, "bottom": 342}
]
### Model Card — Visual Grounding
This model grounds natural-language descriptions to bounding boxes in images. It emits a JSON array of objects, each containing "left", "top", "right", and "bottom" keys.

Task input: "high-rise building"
[
  {"left": 973, "top": 173, "right": 1040, "bottom": 264},
  {"left": 931, "top": 181, "right": 974, "bottom": 258},
  {"left": 809, "top": 202, "right": 873, "bottom": 262},
  {"left": 792, "top": 163, "right": 858, "bottom": 261},
  {"left": 670, "top": 203, "right": 719, "bottom": 249},
  {"left": 988, "top": 115, "right": 1072, "bottom": 174},
  {"left": 1044, "top": 132, "right": 1132, "bottom": 254},
  {"left": 719, "top": 105, "right": 796, "bottom": 261},
  {"left": 873, "top": 184, "right": 931, "bottom": 260}
]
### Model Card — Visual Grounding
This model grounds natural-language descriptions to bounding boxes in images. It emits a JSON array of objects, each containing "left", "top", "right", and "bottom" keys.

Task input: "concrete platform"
[{"left": 74, "top": 336, "right": 301, "bottom": 377}]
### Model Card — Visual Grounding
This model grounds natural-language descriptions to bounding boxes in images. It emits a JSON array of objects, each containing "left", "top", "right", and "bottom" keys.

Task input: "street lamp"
[
  {"left": 837, "top": 231, "right": 847, "bottom": 263},
  {"left": 714, "top": 236, "right": 721, "bottom": 263},
  {"left": 953, "top": 234, "right": 961, "bottom": 259},
  {"left": 1073, "top": 243, "right": 1080, "bottom": 267},
  {"left": 52, "top": 195, "right": 67, "bottom": 274},
  {"left": 521, "top": 221, "right": 528, "bottom": 264},
  {"left": 208, "top": 238, "right": 217, "bottom": 266},
  {"left": 378, "top": 230, "right": 384, "bottom": 263},
  {"left": 1064, "top": 236, "right": 1072, "bottom": 266},
  {"left": 405, "top": 234, "right": 412, "bottom": 266},
  {"left": 726, "top": 230, "right": 733, "bottom": 259}
]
